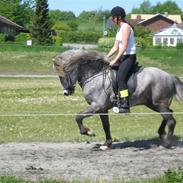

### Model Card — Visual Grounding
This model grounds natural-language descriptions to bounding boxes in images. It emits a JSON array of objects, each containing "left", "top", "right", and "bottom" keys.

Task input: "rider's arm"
[{"left": 107, "top": 40, "right": 118, "bottom": 58}]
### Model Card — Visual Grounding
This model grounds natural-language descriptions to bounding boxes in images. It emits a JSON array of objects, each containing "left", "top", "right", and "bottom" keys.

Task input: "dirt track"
[{"left": 0, "top": 140, "right": 183, "bottom": 182}]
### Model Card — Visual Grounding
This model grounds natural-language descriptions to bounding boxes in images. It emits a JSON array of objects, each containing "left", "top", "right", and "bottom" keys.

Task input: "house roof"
[
  {"left": 0, "top": 15, "right": 25, "bottom": 30},
  {"left": 154, "top": 24, "right": 183, "bottom": 36},
  {"left": 131, "top": 14, "right": 182, "bottom": 24}
]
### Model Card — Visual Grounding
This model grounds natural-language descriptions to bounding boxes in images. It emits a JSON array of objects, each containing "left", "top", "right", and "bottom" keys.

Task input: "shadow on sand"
[{"left": 93, "top": 136, "right": 183, "bottom": 151}]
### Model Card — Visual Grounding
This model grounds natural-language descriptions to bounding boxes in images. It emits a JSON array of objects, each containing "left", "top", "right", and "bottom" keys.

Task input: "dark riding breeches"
[{"left": 117, "top": 54, "right": 136, "bottom": 91}]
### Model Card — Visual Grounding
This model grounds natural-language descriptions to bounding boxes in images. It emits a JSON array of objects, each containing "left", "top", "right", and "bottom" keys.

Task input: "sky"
[{"left": 48, "top": 0, "right": 183, "bottom": 16}]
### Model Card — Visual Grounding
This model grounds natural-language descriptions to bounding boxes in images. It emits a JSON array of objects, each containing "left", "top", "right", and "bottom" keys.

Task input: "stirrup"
[
  {"left": 118, "top": 107, "right": 130, "bottom": 113},
  {"left": 112, "top": 106, "right": 130, "bottom": 114}
]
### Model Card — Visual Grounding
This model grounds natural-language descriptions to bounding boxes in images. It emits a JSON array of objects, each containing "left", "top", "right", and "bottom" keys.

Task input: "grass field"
[
  {"left": 0, "top": 77, "right": 183, "bottom": 143},
  {"left": 0, "top": 45, "right": 183, "bottom": 183},
  {"left": 0, "top": 46, "right": 183, "bottom": 143}
]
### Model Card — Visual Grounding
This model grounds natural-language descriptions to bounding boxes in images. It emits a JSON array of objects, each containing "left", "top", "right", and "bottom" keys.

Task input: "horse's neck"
[{"left": 78, "top": 64, "right": 108, "bottom": 86}]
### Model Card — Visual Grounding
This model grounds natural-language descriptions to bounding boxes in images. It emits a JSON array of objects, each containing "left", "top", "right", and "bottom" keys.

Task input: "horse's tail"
[{"left": 173, "top": 75, "right": 183, "bottom": 101}]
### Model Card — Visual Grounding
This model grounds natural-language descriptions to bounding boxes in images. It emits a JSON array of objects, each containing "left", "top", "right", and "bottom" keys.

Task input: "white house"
[{"left": 153, "top": 24, "right": 183, "bottom": 46}]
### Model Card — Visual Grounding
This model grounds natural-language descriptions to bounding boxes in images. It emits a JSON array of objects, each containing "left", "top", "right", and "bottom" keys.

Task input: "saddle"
[{"left": 110, "top": 62, "right": 143, "bottom": 96}]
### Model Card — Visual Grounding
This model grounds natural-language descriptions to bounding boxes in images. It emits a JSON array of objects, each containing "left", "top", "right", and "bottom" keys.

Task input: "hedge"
[{"left": 59, "top": 31, "right": 101, "bottom": 43}]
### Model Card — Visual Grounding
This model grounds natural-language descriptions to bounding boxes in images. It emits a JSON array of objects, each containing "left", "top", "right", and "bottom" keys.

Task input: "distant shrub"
[
  {"left": 5, "top": 34, "right": 15, "bottom": 42},
  {"left": 52, "top": 36, "right": 63, "bottom": 46},
  {"left": 15, "top": 33, "right": 31, "bottom": 44},
  {"left": 0, "top": 33, "right": 6, "bottom": 43},
  {"left": 60, "top": 31, "right": 101, "bottom": 43},
  {"left": 136, "top": 36, "right": 152, "bottom": 49},
  {"left": 176, "top": 43, "right": 183, "bottom": 49},
  {"left": 67, "top": 21, "right": 78, "bottom": 31},
  {"left": 53, "top": 21, "right": 71, "bottom": 33},
  {"left": 98, "top": 37, "right": 115, "bottom": 48}
]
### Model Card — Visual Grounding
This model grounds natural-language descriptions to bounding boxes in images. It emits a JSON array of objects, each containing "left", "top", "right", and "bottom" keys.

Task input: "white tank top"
[{"left": 116, "top": 23, "right": 136, "bottom": 55}]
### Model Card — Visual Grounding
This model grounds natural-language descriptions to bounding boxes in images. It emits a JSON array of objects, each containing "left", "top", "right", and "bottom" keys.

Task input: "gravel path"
[{"left": 0, "top": 140, "right": 183, "bottom": 182}]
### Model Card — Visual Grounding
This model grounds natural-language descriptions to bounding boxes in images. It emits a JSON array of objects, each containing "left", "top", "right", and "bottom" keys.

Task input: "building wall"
[
  {"left": 153, "top": 35, "right": 183, "bottom": 46},
  {"left": 140, "top": 16, "right": 174, "bottom": 32},
  {"left": 0, "top": 21, "right": 18, "bottom": 35}
]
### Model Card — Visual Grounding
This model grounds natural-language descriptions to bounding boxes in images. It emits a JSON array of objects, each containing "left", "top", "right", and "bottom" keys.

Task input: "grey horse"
[{"left": 53, "top": 49, "right": 183, "bottom": 148}]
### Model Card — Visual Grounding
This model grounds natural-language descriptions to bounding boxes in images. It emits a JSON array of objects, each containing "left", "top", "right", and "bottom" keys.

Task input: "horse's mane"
[{"left": 53, "top": 50, "right": 110, "bottom": 76}]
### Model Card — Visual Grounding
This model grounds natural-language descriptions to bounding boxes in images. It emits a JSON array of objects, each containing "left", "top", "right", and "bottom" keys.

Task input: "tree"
[
  {"left": 132, "top": 0, "right": 152, "bottom": 14},
  {"left": 152, "top": 1, "right": 182, "bottom": 14},
  {"left": 49, "top": 10, "right": 76, "bottom": 22},
  {"left": 31, "top": 0, "right": 52, "bottom": 45},
  {"left": 0, "top": 0, "right": 34, "bottom": 27},
  {"left": 131, "top": 0, "right": 183, "bottom": 15}
]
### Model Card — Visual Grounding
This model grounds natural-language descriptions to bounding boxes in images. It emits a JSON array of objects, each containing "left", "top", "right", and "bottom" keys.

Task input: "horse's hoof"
[
  {"left": 99, "top": 145, "right": 110, "bottom": 151},
  {"left": 161, "top": 135, "right": 172, "bottom": 148},
  {"left": 86, "top": 128, "right": 96, "bottom": 137}
]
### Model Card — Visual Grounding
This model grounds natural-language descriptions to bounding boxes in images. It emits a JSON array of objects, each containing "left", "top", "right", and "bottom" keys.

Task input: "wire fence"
[{"left": 1, "top": 112, "right": 183, "bottom": 117}]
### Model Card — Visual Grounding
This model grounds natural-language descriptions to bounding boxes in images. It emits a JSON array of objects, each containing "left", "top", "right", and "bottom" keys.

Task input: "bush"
[
  {"left": 60, "top": 31, "right": 101, "bottom": 43},
  {"left": 98, "top": 37, "right": 115, "bottom": 48},
  {"left": 136, "top": 36, "right": 152, "bottom": 49},
  {"left": 164, "top": 168, "right": 183, "bottom": 183},
  {"left": 53, "top": 21, "right": 71, "bottom": 33},
  {"left": 15, "top": 33, "right": 31, "bottom": 44},
  {"left": 0, "top": 33, "right": 6, "bottom": 43},
  {"left": 5, "top": 34, "right": 15, "bottom": 42},
  {"left": 176, "top": 43, "right": 183, "bottom": 49},
  {"left": 52, "top": 36, "right": 63, "bottom": 46}
]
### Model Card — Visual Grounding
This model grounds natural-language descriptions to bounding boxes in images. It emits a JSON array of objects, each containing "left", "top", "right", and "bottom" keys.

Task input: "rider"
[{"left": 107, "top": 6, "right": 136, "bottom": 113}]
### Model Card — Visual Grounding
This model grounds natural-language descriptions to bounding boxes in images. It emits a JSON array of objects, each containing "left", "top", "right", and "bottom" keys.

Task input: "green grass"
[
  {"left": 0, "top": 46, "right": 183, "bottom": 182},
  {"left": 78, "top": 22, "right": 103, "bottom": 33},
  {"left": 0, "top": 44, "right": 65, "bottom": 74},
  {"left": 0, "top": 175, "right": 166, "bottom": 183},
  {"left": 1, "top": 168, "right": 183, "bottom": 182},
  {"left": 0, "top": 47, "right": 183, "bottom": 142},
  {"left": 0, "top": 77, "right": 183, "bottom": 143},
  {"left": 138, "top": 48, "right": 183, "bottom": 76}
]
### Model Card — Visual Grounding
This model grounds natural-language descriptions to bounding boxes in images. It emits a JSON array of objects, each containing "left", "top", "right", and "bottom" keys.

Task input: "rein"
[{"left": 78, "top": 67, "right": 112, "bottom": 94}]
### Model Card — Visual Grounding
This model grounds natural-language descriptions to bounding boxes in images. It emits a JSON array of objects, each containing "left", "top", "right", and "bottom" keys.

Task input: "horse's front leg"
[
  {"left": 99, "top": 112, "right": 112, "bottom": 148},
  {"left": 75, "top": 104, "right": 101, "bottom": 136}
]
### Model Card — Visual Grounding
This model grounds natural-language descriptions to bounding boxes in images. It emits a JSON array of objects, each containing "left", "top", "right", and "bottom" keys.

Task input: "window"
[
  {"left": 163, "top": 38, "right": 168, "bottom": 45},
  {"left": 170, "top": 38, "right": 174, "bottom": 45},
  {"left": 177, "top": 37, "right": 183, "bottom": 44},
  {"left": 155, "top": 37, "right": 161, "bottom": 45},
  {"left": 171, "top": 29, "right": 178, "bottom": 35}
]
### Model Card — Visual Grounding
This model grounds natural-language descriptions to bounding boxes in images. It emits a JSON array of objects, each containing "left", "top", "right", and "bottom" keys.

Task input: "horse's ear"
[{"left": 52, "top": 55, "right": 66, "bottom": 77}]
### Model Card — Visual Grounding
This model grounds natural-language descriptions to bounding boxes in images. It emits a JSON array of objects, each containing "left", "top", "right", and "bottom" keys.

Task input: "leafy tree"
[
  {"left": 132, "top": 0, "right": 183, "bottom": 16},
  {"left": 0, "top": 0, "right": 34, "bottom": 27},
  {"left": 49, "top": 10, "right": 76, "bottom": 22},
  {"left": 31, "top": 0, "right": 52, "bottom": 45},
  {"left": 77, "top": 11, "right": 96, "bottom": 23},
  {"left": 132, "top": 0, "right": 152, "bottom": 14},
  {"left": 77, "top": 10, "right": 110, "bottom": 23},
  {"left": 152, "top": 1, "right": 182, "bottom": 14}
]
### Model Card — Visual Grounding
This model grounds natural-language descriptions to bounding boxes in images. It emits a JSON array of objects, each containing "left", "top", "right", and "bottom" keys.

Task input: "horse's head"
[
  {"left": 59, "top": 75, "right": 76, "bottom": 96},
  {"left": 53, "top": 50, "right": 111, "bottom": 96},
  {"left": 53, "top": 52, "right": 78, "bottom": 96}
]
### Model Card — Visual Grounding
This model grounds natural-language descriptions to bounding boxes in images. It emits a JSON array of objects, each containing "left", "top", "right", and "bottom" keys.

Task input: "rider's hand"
[{"left": 109, "top": 60, "right": 117, "bottom": 67}]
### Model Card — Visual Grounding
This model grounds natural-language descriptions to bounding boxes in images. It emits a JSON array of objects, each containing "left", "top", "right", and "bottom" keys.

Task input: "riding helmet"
[{"left": 111, "top": 6, "right": 126, "bottom": 18}]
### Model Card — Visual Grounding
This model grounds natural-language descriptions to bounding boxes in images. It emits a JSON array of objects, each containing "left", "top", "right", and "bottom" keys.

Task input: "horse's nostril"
[{"left": 63, "top": 90, "right": 69, "bottom": 96}]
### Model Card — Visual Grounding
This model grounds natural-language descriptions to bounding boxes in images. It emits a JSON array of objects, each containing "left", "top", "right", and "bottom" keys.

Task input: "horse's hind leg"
[
  {"left": 147, "top": 103, "right": 176, "bottom": 148},
  {"left": 158, "top": 119, "right": 166, "bottom": 138},
  {"left": 160, "top": 109, "right": 176, "bottom": 148}
]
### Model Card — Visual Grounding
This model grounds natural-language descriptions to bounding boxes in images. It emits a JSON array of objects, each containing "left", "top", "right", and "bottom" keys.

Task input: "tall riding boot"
[
  {"left": 118, "top": 96, "right": 130, "bottom": 113},
  {"left": 118, "top": 90, "right": 130, "bottom": 113}
]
